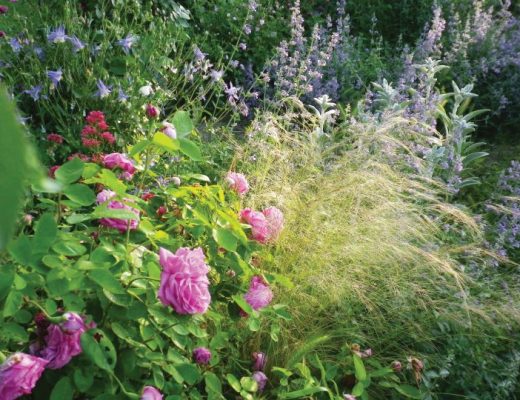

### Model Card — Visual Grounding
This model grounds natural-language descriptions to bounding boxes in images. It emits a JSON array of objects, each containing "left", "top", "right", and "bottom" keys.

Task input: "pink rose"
[
  {"left": 226, "top": 172, "right": 249, "bottom": 196},
  {"left": 244, "top": 276, "right": 273, "bottom": 310},
  {"left": 262, "top": 206, "right": 284, "bottom": 242},
  {"left": 0, "top": 353, "right": 48, "bottom": 399},
  {"left": 141, "top": 386, "right": 163, "bottom": 400},
  {"left": 161, "top": 121, "right": 177, "bottom": 139},
  {"left": 240, "top": 208, "right": 269, "bottom": 243},
  {"left": 96, "top": 190, "right": 140, "bottom": 232},
  {"left": 103, "top": 153, "right": 136, "bottom": 177},
  {"left": 192, "top": 347, "right": 212, "bottom": 365},
  {"left": 158, "top": 247, "right": 211, "bottom": 314}
]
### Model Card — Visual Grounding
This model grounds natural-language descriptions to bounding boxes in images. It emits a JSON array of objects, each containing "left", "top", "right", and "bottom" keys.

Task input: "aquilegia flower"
[
  {"left": 192, "top": 347, "right": 212, "bottom": 365},
  {"left": 116, "top": 34, "right": 137, "bottom": 55},
  {"left": 244, "top": 276, "right": 273, "bottom": 311},
  {"left": 0, "top": 353, "right": 48, "bottom": 400},
  {"left": 95, "top": 79, "right": 112, "bottom": 99},
  {"left": 96, "top": 190, "right": 140, "bottom": 232},
  {"left": 9, "top": 37, "right": 22, "bottom": 53},
  {"left": 262, "top": 206, "right": 284, "bottom": 242},
  {"left": 67, "top": 35, "right": 85, "bottom": 52},
  {"left": 252, "top": 371, "right": 268, "bottom": 392},
  {"left": 158, "top": 247, "right": 211, "bottom": 314},
  {"left": 47, "top": 26, "right": 67, "bottom": 43},
  {"left": 209, "top": 69, "right": 224, "bottom": 82},
  {"left": 194, "top": 46, "right": 206, "bottom": 61},
  {"left": 32, "top": 312, "right": 87, "bottom": 369},
  {"left": 141, "top": 386, "right": 163, "bottom": 400},
  {"left": 226, "top": 172, "right": 249, "bottom": 196},
  {"left": 240, "top": 208, "right": 269, "bottom": 243},
  {"left": 118, "top": 86, "right": 129, "bottom": 102},
  {"left": 23, "top": 85, "right": 42, "bottom": 101},
  {"left": 47, "top": 69, "right": 63, "bottom": 88}
]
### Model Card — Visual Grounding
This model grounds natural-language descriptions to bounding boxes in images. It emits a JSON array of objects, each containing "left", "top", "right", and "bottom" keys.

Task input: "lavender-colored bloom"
[
  {"left": 68, "top": 35, "right": 85, "bottom": 52},
  {"left": 116, "top": 34, "right": 137, "bottom": 55},
  {"left": 9, "top": 37, "right": 22, "bottom": 53},
  {"left": 253, "top": 352, "right": 267, "bottom": 371},
  {"left": 252, "top": 371, "right": 267, "bottom": 392},
  {"left": 33, "top": 46, "right": 45, "bottom": 60},
  {"left": 224, "top": 81, "right": 240, "bottom": 104},
  {"left": 47, "top": 26, "right": 68, "bottom": 44},
  {"left": 192, "top": 347, "right": 212, "bottom": 365},
  {"left": 23, "top": 85, "right": 42, "bottom": 101},
  {"left": 239, "top": 43, "right": 247, "bottom": 51},
  {"left": 210, "top": 69, "right": 224, "bottom": 82},
  {"left": 95, "top": 79, "right": 112, "bottom": 98},
  {"left": 47, "top": 69, "right": 63, "bottom": 88},
  {"left": 248, "top": 0, "right": 258, "bottom": 12},
  {"left": 117, "top": 86, "right": 129, "bottom": 102},
  {"left": 244, "top": 24, "right": 252, "bottom": 35},
  {"left": 194, "top": 46, "right": 206, "bottom": 61}
]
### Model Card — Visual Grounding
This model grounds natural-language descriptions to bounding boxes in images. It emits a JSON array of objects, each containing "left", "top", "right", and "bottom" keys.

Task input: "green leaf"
[
  {"left": 89, "top": 269, "right": 125, "bottom": 294},
  {"left": 390, "top": 384, "right": 423, "bottom": 399},
  {"left": 176, "top": 363, "right": 201, "bottom": 385},
  {"left": 0, "top": 265, "right": 16, "bottom": 300},
  {"left": 55, "top": 158, "right": 84, "bottom": 184},
  {"left": 352, "top": 381, "right": 365, "bottom": 396},
  {"left": 153, "top": 364, "right": 165, "bottom": 389},
  {"left": 153, "top": 132, "right": 180, "bottom": 152},
  {"left": 63, "top": 184, "right": 96, "bottom": 206},
  {"left": 240, "top": 377, "right": 258, "bottom": 393},
  {"left": 8, "top": 235, "right": 32, "bottom": 265},
  {"left": 50, "top": 376, "right": 74, "bottom": 400},
  {"left": 232, "top": 294, "right": 253, "bottom": 315},
  {"left": 353, "top": 354, "right": 367, "bottom": 382},
  {"left": 370, "top": 367, "right": 394, "bottom": 378},
  {"left": 205, "top": 372, "right": 222, "bottom": 396},
  {"left": 172, "top": 110, "right": 194, "bottom": 138},
  {"left": 52, "top": 241, "right": 87, "bottom": 256},
  {"left": 226, "top": 374, "right": 241, "bottom": 393},
  {"left": 80, "top": 329, "right": 117, "bottom": 371},
  {"left": 93, "top": 205, "right": 139, "bottom": 221},
  {"left": 74, "top": 368, "right": 94, "bottom": 392},
  {"left": 3, "top": 290, "right": 23, "bottom": 317},
  {"left": 179, "top": 138, "right": 202, "bottom": 161},
  {"left": 0, "top": 87, "right": 29, "bottom": 250},
  {"left": 34, "top": 213, "right": 58, "bottom": 253},
  {"left": 84, "top": 169, "right": 126, "bottom": 194},
  {"left": 3, "top": 322, "right": 29, "bottom": 341},
  {"left": 212, "top": 228, "right": 238, "bottom": 252},
  {"left": 279, "top": 387, "right": 330, "bottom": 399},
  {"left": 129, "top": 139, "right": 152, "bottom": 157}
]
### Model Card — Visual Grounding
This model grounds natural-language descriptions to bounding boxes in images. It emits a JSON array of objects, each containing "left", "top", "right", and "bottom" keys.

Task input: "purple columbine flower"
[
  {"left": 47, "top": 69, "right": 63, "bottom": 88},
  {"left": 194, "top": 46, "right": 206, "bottom": 61},
  {"left": 209, "top": 69, "right": 224, "bottom": 82},
  {"left": 95, "top": 79, "right": 112, "bottom": 98},
  {"left": 33, "top": 46, "right": 45, "bottom": 60},
  {"left": 239, "top": 43, "right": 247, "bottom": 51},
  {"left": 9, "top": 37, "right": 22, "bottom": 53},
  {"left": 117, "top": 86, "right": 129, "bottom": 102},
  {"left": 116, "top": 34, "right": 137, "bottom": 55},
  {"left": 47, "top": 26, "right": 68, "bottom": 44},
  {"left": 224, "top": 82, "right": 240, "bottom": 104},
  {"left": 244, "top": 24, "right": 252, "bottom": 35},
  {"left": 68, "top": 36, "right": 85, "bottom": 52},
  {"left": 23, "top": 85, "right": 42, "bottom": 101}
]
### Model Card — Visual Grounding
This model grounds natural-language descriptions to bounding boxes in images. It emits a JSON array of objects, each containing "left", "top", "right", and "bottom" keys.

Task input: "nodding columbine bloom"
[
  {"left": 95, "top": 79, "right": 112, "bottom": 99},
  {"left": 9, "top": 37, "right": 22, "bottom": 53},
  {"left": 252, "top": 371, "right": 268, "bottom": 392},
  {"left": 68, "top": 35, "right": 85, "bottom": 52},
  {"left": 244, "top": 24, "right": 252, "bottom": 35},
  {"left": 194, "top": 46, "right": 206, "bottom": 61},
  {"left": 224, "top": 82, "right": 240, "bottom": 105},
  {"left": 23, "top": 85, "right": 42, "bottom": 101},
  {"left": 239, "top": 43, "right": 247, "bottom": 51},
  {"left": 209, "top": 69, "right": 224, "bottom": 82},
  {"left": 47, "top": 69, "right": 63, "bottom": 88},
  {"left": 116, "top": 34, "right": 137, "bottom": 55},
  {"left": 47, "top": 26, "right": 68, "bottom": 43},
  {"left": 117, "top": 86, "right": 129, "bottom": 102}
]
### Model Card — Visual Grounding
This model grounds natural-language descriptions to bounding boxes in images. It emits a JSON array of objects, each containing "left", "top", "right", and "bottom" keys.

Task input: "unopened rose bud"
[
  {"left": 391, "top": 360, "right": 402, "bottom": 373},
  {"left": 145, "top": 104, "right": 159, "bottom": 118},
  {"left": 156, "top": 206, "right": 167, "bottom": 217},
  {"left": 23, "top": 214, "right": 33, "bottom": 225},
  {"left": 226, "top": 269, "right": 236, "bottom": 278}
]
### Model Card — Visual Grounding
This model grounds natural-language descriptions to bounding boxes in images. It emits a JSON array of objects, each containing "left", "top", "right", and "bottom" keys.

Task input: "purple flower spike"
[
  {"left": 47, "top": 69, "right": 63, "bottom": 88},
  {"left": 47, "top": 26, "right": 68, "bottom": 44}
]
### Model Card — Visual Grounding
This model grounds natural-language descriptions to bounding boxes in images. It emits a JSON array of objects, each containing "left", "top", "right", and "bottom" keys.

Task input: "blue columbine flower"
[
  {"left": 194, "top": 46, "right": 206, "bottom": 61},
  {"left": 68, "top": 36, "right": 85, "bottom": 52},
  {"left": 9, "top": 37, "right": 23, "bottom": 53},
  {"left": 47, "top": 69, "right": 63, "bottom": 88},
  {"left": 23, "top": 85, "right": 43, "bottom": 101},
  {"left": 47, "top": 26, "right": 68, "bottom": 44},
  {"left": 117, "top": 86, "right": 129, "bottom": 102},
  {"left": 209, "top": 69, "right": 224, "bottom": 82},
  {"left": 33, "top": 46, "right": 45, "bottom": 60},
  {"left": 116, "top": 34, "right": 137, "bottom": 55},
  {"left": 95, "top": 79, "right": 112, "bottom": 98}
]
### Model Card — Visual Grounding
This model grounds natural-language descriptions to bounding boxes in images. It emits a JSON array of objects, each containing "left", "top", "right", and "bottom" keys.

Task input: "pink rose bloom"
[
  {"left": 96, "top": 190, "right": 140, "bottom": 232},
  {"left": 103, "top": 153, "right": 136, "bottom": 176},
  {"left": 262, "top": 206, "right": 284, "bottom": 242},
  {"left": 141, "top": 386, "right": 163, "bottom": 400},
  {"left": 61, "top": 312, "right": 84, "bottom": 333},
  {"left": 0, "top": 353, "right": 48, "bottom": 399},
  {"left": 226, "top": 172, "right": 249, "bottom": 196},
  {"left": 192, "top": 347, "right": 212, "bottom": 365},
  {"left": 244, "top": 276, "right": 273, "bottom": 310},
  {"left": 240, "top": 208, "right": 269, "bottom": 243},
  {"left": 158, "top": 247, "right": 211, "bottom": 314},
  {"left": 161, "top": 121, "right": 177, "bottom": 139}
]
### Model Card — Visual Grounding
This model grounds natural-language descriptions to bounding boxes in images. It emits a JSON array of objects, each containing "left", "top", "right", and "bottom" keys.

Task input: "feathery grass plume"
[{"left": 236, "top": 100, "right": 520, "bottom": 383}]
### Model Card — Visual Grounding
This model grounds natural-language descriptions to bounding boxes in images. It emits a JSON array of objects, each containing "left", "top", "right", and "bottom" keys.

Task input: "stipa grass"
[{"left": 237, "top": 102, "right": 520, "bottom": 396}]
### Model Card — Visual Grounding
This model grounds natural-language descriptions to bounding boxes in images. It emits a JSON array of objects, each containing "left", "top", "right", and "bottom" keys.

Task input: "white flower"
[{"left": 138, "top": 84, "right": 154, "bottom": 97}]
